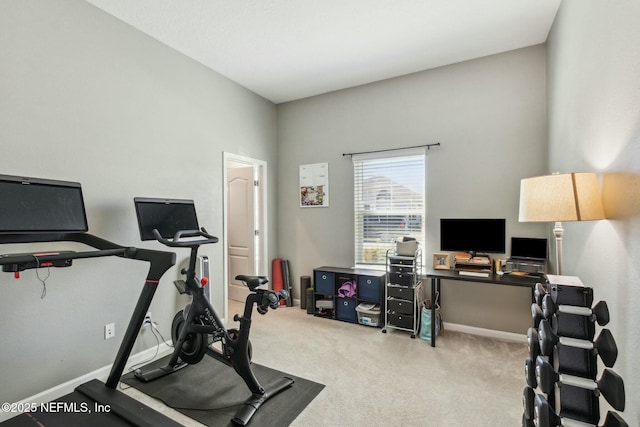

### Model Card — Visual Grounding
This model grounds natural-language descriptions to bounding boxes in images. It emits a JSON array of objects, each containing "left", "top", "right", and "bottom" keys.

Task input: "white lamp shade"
[{"left": 519, "top": 173, "right": 605, "bottom": 222}]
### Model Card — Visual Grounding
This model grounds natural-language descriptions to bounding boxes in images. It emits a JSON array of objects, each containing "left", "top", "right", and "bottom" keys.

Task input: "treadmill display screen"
[
  {"left": 134, "top": 197, "right": 199, "bottom": 241},
  {"left": 0, "top": 175, "right": 88, "bottom": 233}
]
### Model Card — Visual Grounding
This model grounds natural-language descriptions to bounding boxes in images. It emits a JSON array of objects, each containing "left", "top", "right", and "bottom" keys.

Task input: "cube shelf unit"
[
  {"left": 313, "top": 266, "right": 386, "bottom": 326},
  {"left": 382, "top": 249, "right": 424, "bottom": 338}
]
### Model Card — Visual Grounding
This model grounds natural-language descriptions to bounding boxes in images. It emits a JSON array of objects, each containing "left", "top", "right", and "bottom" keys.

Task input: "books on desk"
[{"left": 454, "top": 253, "right": 492, "bottom": 277}]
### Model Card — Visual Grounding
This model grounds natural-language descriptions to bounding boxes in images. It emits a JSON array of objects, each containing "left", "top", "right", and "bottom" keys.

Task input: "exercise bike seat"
[{"left": 235, "top": 275, "right": 269, "bottom": 291}]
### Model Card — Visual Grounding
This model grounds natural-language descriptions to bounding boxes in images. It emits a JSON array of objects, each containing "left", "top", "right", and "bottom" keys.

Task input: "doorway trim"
[{"left": 222, "top": 152, "right": 268, "bottom": 321}]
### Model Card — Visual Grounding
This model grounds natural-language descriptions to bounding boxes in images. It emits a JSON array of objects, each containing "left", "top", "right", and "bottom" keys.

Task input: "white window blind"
[{"left": 353, "top": 152, "right": 425, "bottom": 265}]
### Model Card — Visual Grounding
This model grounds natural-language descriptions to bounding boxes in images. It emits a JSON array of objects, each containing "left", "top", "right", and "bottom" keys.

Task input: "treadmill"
[{"left": 0, "top": 174, "right": 181, "bottom": 427}]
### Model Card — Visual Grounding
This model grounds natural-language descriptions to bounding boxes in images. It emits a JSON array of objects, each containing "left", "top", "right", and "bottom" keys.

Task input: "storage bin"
[
  {"left": 314, "top": 270, "right": 334, "bottom": 294},
  {"left": 356, "top": 303, "right": 381, "bottom": 327},
  {"left": 357, "top": 275, "right": 382, "bottom": 302},
  {"left": 396, "top": 240, "right": 418, "bottom": 256},
  {"left": 336, "top": 297, "right": 357, "bottom": 323}
]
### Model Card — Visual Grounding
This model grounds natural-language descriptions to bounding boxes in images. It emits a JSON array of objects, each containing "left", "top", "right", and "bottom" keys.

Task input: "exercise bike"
[{"left": 134, "top": 227, "right": 293, "bottom": 426}]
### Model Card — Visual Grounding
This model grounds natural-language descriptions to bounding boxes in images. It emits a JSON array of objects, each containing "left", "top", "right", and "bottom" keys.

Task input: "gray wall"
[
  {"left": 0, "top": 0, "right": 277, "bottom": 404},
  {"left": 277, "top": 45, "right": 548, "bottom": 334},
  {"left": 547, "top": 0, "right": 640, "bottom": 422}
]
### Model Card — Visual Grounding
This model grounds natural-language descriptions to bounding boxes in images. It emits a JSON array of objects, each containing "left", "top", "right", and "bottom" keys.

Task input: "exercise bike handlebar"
[{"left": 152, "top": 228, "right": 219, "bottom": 248}]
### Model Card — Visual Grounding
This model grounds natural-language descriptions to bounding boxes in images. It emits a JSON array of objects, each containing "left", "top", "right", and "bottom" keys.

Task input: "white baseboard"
[
  {"left": 0, "top": 343, "right": 173, "bottom": 422},
  {"left": 443, "top": 322, "right": 526, "bottom": 343}
]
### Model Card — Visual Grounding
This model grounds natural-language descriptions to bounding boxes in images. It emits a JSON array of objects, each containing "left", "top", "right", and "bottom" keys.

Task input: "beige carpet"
[{"left": 124, "top": 300, "right": 527, "bottom": 426}]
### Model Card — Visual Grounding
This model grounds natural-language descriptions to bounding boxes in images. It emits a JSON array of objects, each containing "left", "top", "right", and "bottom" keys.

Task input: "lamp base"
[{"left": 553, "top": 221, "right": 564, "bottom": 275}]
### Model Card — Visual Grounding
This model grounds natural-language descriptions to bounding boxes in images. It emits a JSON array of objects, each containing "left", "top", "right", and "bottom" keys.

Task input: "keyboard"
[{"left": 458, "top": 270, "right": 490, "bottom": 278}]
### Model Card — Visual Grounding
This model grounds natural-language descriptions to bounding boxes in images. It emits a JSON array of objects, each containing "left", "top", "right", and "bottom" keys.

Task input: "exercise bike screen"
[
  {"left": 0, "top": 174, "right": 88, "bottom": 233},
  {"left": 134, "top": 197, "right": 199, "bottom": 241}
]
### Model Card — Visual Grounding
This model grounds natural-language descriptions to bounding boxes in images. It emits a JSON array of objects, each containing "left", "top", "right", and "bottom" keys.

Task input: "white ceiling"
[{"left": 84, "top": 0, "right": 561, "bottom": 104}]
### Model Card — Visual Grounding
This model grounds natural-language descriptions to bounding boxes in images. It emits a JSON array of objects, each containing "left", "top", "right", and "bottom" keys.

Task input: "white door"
[{"left": 227, "top": 163, "right": 255, "bottom": 302}]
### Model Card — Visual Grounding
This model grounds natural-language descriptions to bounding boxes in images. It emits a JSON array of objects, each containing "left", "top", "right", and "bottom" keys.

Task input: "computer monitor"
[
  {"left": 0, "top": 174, "right": 88, "bottom": 233},
  {"left": 134, "top": 197, "right": 199, "bottom": 241},
  {"left": 439, "top": 218, "right": 506, "bottom": 254}
]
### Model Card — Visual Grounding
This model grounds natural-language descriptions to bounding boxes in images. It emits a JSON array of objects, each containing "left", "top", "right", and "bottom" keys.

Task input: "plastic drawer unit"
[{"left": 382, "top": 250, "right": 424, "bottom": 338}]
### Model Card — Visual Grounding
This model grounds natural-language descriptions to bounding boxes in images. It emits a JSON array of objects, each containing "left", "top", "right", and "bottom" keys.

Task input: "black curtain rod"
[{"left": 342, "top": 143, "right": 440, "bottom": 157}]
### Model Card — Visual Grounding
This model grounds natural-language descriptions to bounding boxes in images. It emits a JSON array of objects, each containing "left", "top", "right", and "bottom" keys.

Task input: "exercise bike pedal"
[{"left": 173, "top": 279, "right": 188, "bottom": 294}]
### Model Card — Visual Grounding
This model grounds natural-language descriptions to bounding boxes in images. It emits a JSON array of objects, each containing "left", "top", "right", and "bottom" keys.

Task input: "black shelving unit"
[{"left": 312, "top": 266, "right": 385, "bottom": 326}]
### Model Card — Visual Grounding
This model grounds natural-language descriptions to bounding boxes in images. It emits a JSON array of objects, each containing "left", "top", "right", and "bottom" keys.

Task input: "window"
[{"left": 353, "top": 152, "right": 425, "bottom": 265}]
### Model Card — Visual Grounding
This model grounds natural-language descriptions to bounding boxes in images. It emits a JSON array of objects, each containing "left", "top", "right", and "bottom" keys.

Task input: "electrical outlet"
[
  {"left": 144, "top": 312, "right": 152, "bottom": 326},
  {"left": 105, "top": 323, "right": 115, "bottom": 340}
]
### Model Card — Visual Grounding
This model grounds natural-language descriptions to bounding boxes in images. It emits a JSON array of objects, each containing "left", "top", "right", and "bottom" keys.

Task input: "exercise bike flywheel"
[{"left": 171, "top": 309, "right": 208, "bottom": 364}]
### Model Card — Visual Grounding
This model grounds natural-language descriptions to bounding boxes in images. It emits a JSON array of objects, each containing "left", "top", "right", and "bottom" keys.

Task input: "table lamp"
[{"left": 518, "top": 172, "right": 605, "bottom": 274}]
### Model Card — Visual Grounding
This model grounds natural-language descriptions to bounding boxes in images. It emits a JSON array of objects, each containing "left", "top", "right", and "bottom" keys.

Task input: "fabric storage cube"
[
  {"left": 336, "top": 297, "right": 357, "bottom": 323},
  {"left": 314, "top": 270, "right": 334, "bottom": 294},
  {"left": 358, "top": 275, "right": 382, "bottom": 302}
]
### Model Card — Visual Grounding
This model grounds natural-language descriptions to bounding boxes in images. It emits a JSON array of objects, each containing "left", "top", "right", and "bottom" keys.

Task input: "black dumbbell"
[
  {"left": 542, "top": 293, "right": 610, "bottom": 326},
  {"left": 538, "top": 319, "right": 618, "bottom": 367},
  {"left": 531, "top": 303, "right": 544, "bottom": 328},
  {"left": 527, "top": 327, "right": 542, "bottom": 359},
  {"left": 534, "top": 282, "right": 547, "bottom": 306},
  {"left": 535, "top": 355, "right": 625, "bottom": 411},
  {"left": 525, "top": 358, "right": 537, "bottom": 388},
  {"left": 534, "top": 393, "right": 628, "bottom": 427},
  {"left": 522, "top": 386, "right": 535, "bottom": 420}
]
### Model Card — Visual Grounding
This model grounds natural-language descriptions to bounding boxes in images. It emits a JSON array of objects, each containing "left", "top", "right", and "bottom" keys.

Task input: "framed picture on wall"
[
  {"left": 300, "top": 163, "right": 329, "bottom": 207},
  {"left": 433, "top": 253, "right": 450, "bottom": 270}
]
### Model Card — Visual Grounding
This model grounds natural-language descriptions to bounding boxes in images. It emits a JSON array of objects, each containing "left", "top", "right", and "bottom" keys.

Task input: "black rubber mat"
[{"left": 120, "top": 355, "right": 324, "bottom": 427}]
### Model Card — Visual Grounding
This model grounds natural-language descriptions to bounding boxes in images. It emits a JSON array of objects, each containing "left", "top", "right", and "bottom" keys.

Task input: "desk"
[{"left": 424, "top": 269, "right": 543, "bottom": 347}]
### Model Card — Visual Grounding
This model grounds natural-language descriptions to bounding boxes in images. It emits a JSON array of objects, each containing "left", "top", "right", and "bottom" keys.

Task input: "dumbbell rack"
[{"left": 523, "top": 277, "right": 628, "bottom": 427}]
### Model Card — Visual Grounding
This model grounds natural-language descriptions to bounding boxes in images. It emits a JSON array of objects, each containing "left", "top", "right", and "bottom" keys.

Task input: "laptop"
[{"left": 509, "top": 237, "right": 548, "bottom": 262}]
